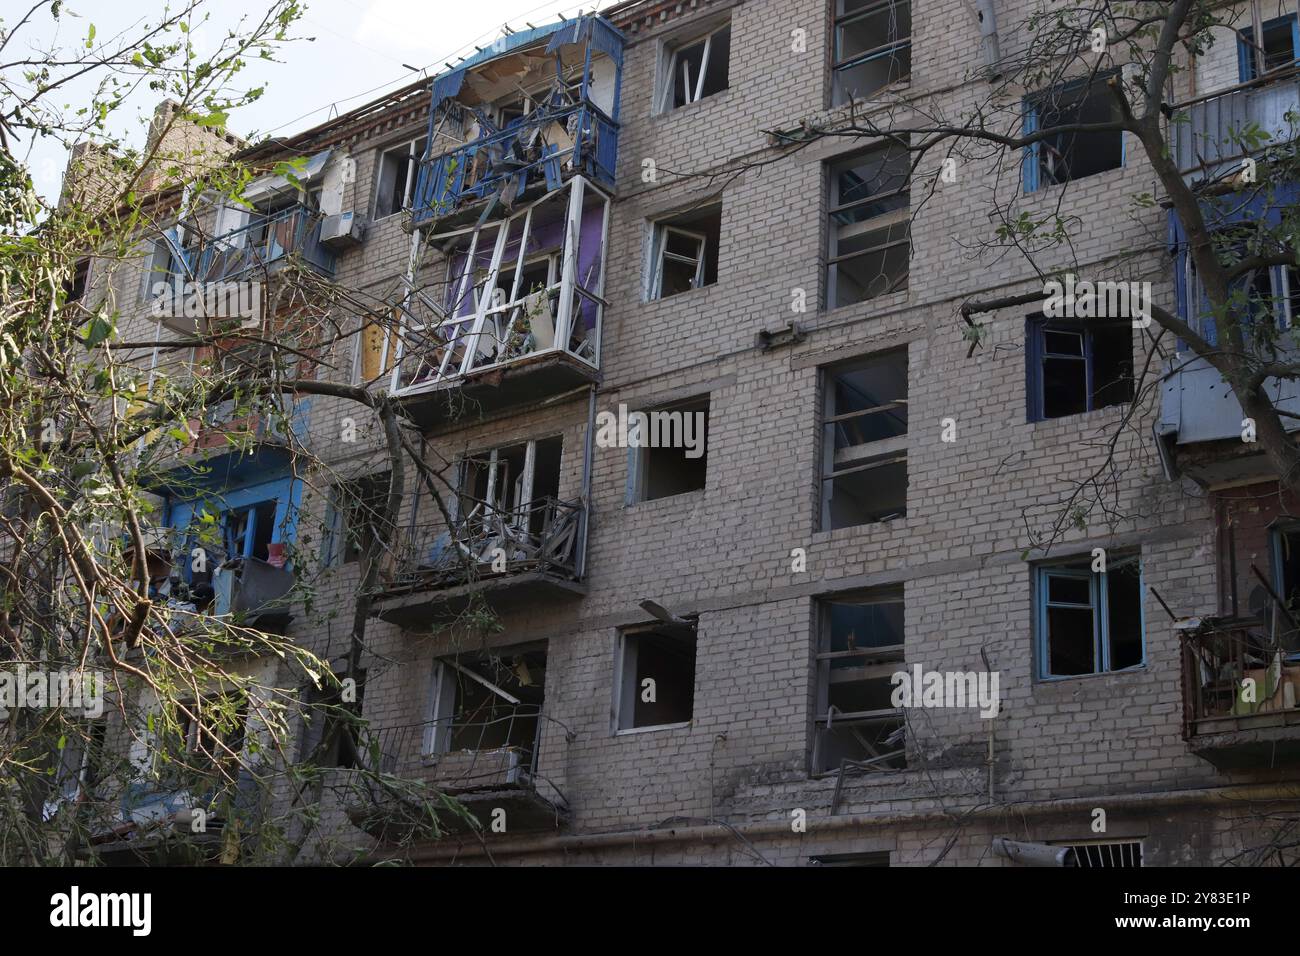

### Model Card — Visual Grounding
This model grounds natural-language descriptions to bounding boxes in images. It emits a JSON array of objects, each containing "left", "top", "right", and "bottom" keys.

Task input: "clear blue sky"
[{"left": 1, "top": 0, "right": 618, "bottom": 202}]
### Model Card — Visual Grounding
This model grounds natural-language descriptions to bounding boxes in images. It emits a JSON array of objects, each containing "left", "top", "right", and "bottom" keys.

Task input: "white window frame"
[
  {"left": 373, "top": 136, "right": 428, "bottom": 221},
  {"left": 611, "top": 624, "right": 697, "bottom": 735},
  {"left": 650, "top": 224, "right": 707, "bottom": 300},
  {"left": 659, "top": 22, "right": 731, "bottom": 113}
]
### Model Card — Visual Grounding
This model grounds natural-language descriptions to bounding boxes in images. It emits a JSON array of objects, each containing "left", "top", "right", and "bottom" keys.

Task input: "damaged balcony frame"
[
  {"left": 373, "top": 435, "right": 586, "bottom": 626},
  {"left": 408, "top": 15, "right": 623, "bottom": 228},
  {"left": 388, "top": 175, "right": 611, "bottom": 425}
]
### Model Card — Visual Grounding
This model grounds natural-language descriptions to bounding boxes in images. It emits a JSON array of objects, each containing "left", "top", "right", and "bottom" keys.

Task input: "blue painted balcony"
[
  {"left": 188, "top": 203, "right": 335, "bottom": 284},
  {"left": 408, "top": 15, "right": 623, "bottom": 230}
]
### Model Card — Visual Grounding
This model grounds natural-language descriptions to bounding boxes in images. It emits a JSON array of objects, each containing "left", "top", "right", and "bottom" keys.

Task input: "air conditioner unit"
[{"left": 320, "top": 211, "right": 365, "bottom": 250}]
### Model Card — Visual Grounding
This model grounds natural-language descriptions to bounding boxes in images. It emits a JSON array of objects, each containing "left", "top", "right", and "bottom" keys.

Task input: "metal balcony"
[
  {"left": 1170, "top": 68, "right": 1300, "bottom": 182},
  {"left": 1156, "top": 353, "right": 1300, "bottom": 485},
  {"left": 1179, "top": 616, "right": 1300, "bottom": 768},
  {"left": 187, "top": 203, "right": 335, "bottom": 284},
  {"left": 407, "top": 14, "right": 623, "bottom": 230},
  {"left": 372, "top": 496, "right": 585, "bottom": 627},
  {"left": 346, "top": 707, "right": 572, "bottom": 840},
  {"left": 389, "top": 176, "right": 607, "bottom": 428}
]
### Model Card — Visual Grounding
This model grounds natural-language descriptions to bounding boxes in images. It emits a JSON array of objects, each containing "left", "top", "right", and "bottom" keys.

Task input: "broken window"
[
  {"left": 142, "top": 238, "right": 178, "bottom": 299},
  {"left": 629, "top": 396, "right": 709, "bottom": 502},
  {"left": 424, "top": 646, "right": 547, "bottom": 776},
  {"left": 158, "top": 692, "right": 249, "bottom": 783},
  {"left": 456, "top": 436, "right": 563, "bottom": 536},
  {"left": 224, "top": 500, "right": 278, "bottom": 562},
  {"left": 1238, "top": 14, "right": 1299, "bottom": 80},
  {"left": 820, "top": 351, "right": 907, "bottom": 530},
  {"left": 374, "top": 136, "right": 428, "bottom": 219},
  {"left": 649, "top": 204, "right": 721, "bottom": 299},
  {"left": 1270, "top": 526, "right": 1300, "bottom": 653},
  {"left": 832, "top": 0, "right": 911, "bottom": 105},
  {"left": 326, "top": 473, "right": 391, "bottom": 567},
  {"left": 1023, "top": 74, "right": 1124, "bottom": 191},
  {"left": 301, "top": 670, "right": 366, "bottom": 769},
  {"left": 827, "top": 144, "right": 910, "bottom": 307},
  {"left": 65, "top": 257, "right": 91, "bottom": 303},
  {"left": 46, "top": 720, "right": 107, "bottom": 814},
  {"left": 1026, "top": 317, "right": 1134, "bottom": 421},
  {"left": 1036, "top": 553, "right": 1144, "bottom": 678},
  {"left": 660, "top": 22, "right": 731, "bottom": 111},
  {"left": 616, "top": 621, "right": 697, "bottom": 731},
  {"left": 813, "top": 589, "right": 906, "bottom": 774}
]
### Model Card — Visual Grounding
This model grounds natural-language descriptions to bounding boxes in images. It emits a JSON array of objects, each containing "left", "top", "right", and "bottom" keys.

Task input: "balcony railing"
[
  {"left": 383, "top": 496, "right": 583, "bottom": 593},
  {"left": 365, "top": 707, "right": 549, "bottom": 787},
  {"left": 345, "top": 707, "right": 573, "bottom": 838},
  {"left": 390, "top": 176, "right": 607, "bottom": 408},
  {"left": 185, "top": 204, "right": 335, "bottom": 284},
  {"left": 1180, "top": 617, "right": 1300, "bottom": 763},
  {"left": 1170, "top": 69, "right": 1300, "bottom": 180},
  {"left": 411, "top": 102, "right": 618, "bottom": 229}
]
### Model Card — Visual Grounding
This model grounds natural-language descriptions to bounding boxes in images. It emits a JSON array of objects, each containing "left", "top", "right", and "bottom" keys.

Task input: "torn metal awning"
[{"left": 243, "top": 148, "right": 333, "bottom": 203}]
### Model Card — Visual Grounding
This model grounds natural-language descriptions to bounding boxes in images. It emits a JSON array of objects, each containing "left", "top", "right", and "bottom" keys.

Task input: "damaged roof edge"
[{"left": 430, "top": 15, "right": 624, "bottom": 113}]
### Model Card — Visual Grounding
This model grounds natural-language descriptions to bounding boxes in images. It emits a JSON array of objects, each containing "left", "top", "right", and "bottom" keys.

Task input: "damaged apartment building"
[{"left": 60, "top": 0, "right": 1300, "bottom": 866}]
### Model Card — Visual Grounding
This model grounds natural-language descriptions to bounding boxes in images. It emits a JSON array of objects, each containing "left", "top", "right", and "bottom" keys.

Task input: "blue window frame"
[
  {"left": 1035, "top": 554, "right": 1145, "bottom": 679},
  {"left": 1237, "top": 14, "right": 1300, "bottom": 81},
  {"left": 165, "top": 474, "right": 300, "bottom": 582},
  {"left": 1023, "top": 72, "right": 1125, "bottom": 193},
  {"left": 1025, "top": 316, "right": 1134, "bottom": 421}
]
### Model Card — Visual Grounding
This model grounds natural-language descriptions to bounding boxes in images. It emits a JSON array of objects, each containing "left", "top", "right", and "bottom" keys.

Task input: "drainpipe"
[
  {"left": 973, "top": 0, "right": 1002, "bottom": 79},
  {"left": 577, "top": 384, "right": 596, "bottom": 580}
]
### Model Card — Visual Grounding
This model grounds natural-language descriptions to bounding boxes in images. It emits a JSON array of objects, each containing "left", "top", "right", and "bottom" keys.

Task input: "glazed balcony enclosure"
[
  {"left": 386, "top": 16, "right": 622, "bottom": 427},
  {"left": 408, "top": 15, "right": 622, "bottom": 229},
  {"left": 389, "top": 176, "right": 610, "bottom": 427}
]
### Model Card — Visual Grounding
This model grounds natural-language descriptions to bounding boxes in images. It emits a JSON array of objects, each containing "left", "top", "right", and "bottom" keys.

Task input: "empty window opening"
[
  {"left": 827, "top": 144, "right": 910, "bottom": 308},
  {"left": 650, "top": 204, "right": 721, "bottom": 299},
  {"left": 1024, "top": 74, "right": 1124, "bottom": 191},
  {"left": 1270, "top": 526, "right": 1300, "bottom": 654},
  {"left": 1239, "top": 14, "right": 1299, "bottom": 80},
  {"left": 301, "top": 670, "right": 366, "bottom": 769},
  {"left": 832, "top": 0, "right": 911, "bottom": 105},
  {"left": 630, "top": 397, "right": 710, "bottom": 502},
  {"left": 425, "top": 647, "right": 547, "bottom": 765},
  {"left": 1026, "top": 317, "right": 1134, "bottom": 421},
  {"left": 1037, "top": 554, "right": 1144, "bottom": 678},
  {"left": 821, "top": 351, "right": 908, "bottom": 530},
  {"left": 374, "top": 136, "right": 428, "bottom": 219},
  {"left": 66, "top": 257, "right": 91, "bottom": 303},
  {"left": 457, "top": 435, "right": 564, "bottom": 536},
  {"left": 329, "top": 473, "right": 391, "bottom": 566},
  {"left": 159, "top": 692, "right": 249, "bottom": 783},
  {"left": 224, "top": 500, "right": 277, "bottom": 562},
  {"left": 814, "top": 589, "right": 906, "bottom": 774},
  {"left": 616, "top": 621, "right": 698, "bottom": 731},
  {"left": 661, "top": 22, "right": 731, "bottom": 111}
]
